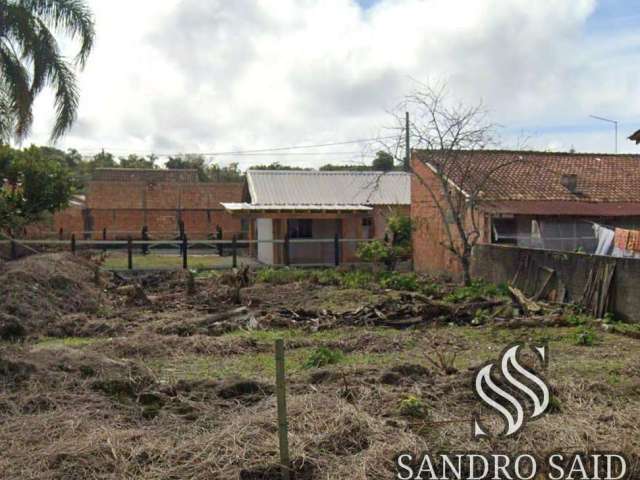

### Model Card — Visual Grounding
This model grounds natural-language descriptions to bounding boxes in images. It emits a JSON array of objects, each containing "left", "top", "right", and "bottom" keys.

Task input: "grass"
[
  {"left": 103, "top": 252, "right": 234, "bottom": 270},
  {"left": 35, "top": 337, "right": 99, "bottom": 349},
  {"left": 255, "top": 267, "right": 439, "bottom": 294}
]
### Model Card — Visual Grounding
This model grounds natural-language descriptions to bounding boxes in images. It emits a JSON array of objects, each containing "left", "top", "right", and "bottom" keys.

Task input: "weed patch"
[{"left": 303, "top": 347, "right": 344, "bottom": 369}]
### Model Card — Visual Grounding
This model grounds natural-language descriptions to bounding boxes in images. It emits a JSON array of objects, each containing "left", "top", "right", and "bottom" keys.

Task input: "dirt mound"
[
  {"left": 0, "top": 357, "right": 36, "bottom": 387},
  {"left": 380, "top": 363, "right": 432, "bottom": 385},
  {"left": 0, "top": 253, "right": 100, "bottom": 335},
  {"left": 0, "top": 313, "right": 27, "bottom": 341},
  {"left": 217, "top": 379, "right": 273, "bottom": 402}
]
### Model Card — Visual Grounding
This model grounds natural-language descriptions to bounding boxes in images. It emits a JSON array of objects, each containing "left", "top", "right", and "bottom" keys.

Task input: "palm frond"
[
  {"left": 0, "top": 42, "right": 33, "bottom": 139},
  {"left": 48, "top": 55, "right": 79, "bottom": 141},
  {"left": 0, "top": 86, "right": 17, "bottom": 144},
  {"left": 15, "top": 0, "right": 95, "bottom": 66}
]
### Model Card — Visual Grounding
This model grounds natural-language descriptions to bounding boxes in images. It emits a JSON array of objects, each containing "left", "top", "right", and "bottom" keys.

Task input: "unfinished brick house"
[
  {"left": 223, "top": 170, "right": 411, "bottom": 265},
  {"left": 411, "top": 150, "right": 640, "bottom": 277},
  {"left": 49, "top": 168, "right": 243, "bottom": 239}
]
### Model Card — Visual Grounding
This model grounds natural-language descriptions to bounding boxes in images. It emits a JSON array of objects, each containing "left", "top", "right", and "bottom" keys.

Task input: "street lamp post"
[{"left": 590, "top": 115, "right": 619, "bottom": 154}]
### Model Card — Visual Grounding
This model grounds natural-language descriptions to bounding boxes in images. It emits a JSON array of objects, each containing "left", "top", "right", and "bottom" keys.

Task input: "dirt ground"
[{"left": 1, "top": 254, "right": 639, "bottom": 479}]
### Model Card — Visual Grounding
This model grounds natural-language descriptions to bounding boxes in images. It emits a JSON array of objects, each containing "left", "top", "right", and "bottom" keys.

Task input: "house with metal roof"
[
  {"left": 411, "top": 149, "right": 640, "bottom": 276},
  {"left": 223, "top": 170, "right": 411, "bottom": 265}
]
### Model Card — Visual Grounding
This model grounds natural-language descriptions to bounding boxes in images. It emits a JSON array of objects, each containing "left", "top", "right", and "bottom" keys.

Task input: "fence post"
[
  {"left": 102, "top": 228, "right": 107, "bottom": 252},
  {"left": 284, "top": 233, "right": 290, "bottom": 267},
  {"left": 275, "top": 339, "right": 291, "bottom": 480},
  {"left": 59, "top": 228, "right": 64, "bottom": 241},
  {"left": 182, "top": 234, "right": 188, "bottom": 270},
  {"left": 334, "top": 233, "right": 340, "bottom": 266},
  {"left": 232, "top": 234, "right": 237, "bottom": 268},
  {"left": 10, "top": 239, "right": 17, "bottom": 260},
  {"left": 127, "top": 236, "right": 133, "bottom": 270},
  {"left": 71, "top": 234, "right": 76, "bottom": 255}
]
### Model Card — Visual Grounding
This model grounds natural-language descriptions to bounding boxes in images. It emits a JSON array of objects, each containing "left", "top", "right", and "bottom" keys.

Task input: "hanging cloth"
[{"left": 593, "top": 224, "right": 614, "bottom": 256}]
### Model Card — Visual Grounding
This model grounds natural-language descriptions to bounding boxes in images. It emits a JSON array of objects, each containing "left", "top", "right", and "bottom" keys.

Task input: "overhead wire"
[{"left": 72, "top": 134, "right": 399, "bottom": 157}]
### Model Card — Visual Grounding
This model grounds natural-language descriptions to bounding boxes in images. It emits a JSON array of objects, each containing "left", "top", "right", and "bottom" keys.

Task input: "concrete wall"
[{"left": 471, "top": 243, "right": 640, "bottom": 321}]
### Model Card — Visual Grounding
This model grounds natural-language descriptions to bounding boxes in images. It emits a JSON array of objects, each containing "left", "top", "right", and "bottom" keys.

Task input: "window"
[
  {"left": 240, "top": 219, "right": 250, "bottom": 240},
  {"left": 287, "top": 219, "right": 313, "bottom": 239},
  {"left": 362, "top": 217, "right": 373, "bottom": 227},
  {"left": 492, "top": 217, "right": 517, "bottom": 244}
]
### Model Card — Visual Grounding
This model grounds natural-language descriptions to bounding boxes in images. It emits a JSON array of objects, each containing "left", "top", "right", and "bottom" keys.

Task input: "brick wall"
[
  {"left": 411, "top": 158, "right": 489, "bottom": 278},
  {"left": 92, "top": 168, "right": 198, "bottom": 183},
  {"left": 42, "top": 181, "right": 244, "bottom": 240}
]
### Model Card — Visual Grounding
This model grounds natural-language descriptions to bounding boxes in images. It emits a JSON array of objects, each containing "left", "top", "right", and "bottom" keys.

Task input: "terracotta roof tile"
[{"left": 414, "top": 150, "right": 640, "bottom": 203}]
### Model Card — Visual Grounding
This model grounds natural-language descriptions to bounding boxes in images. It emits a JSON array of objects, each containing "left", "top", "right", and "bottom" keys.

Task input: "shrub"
[
  {"left": 387, "top": 213, "right": 413, "bottom": 247},
  {"left": 340, "top": 270, "right": 375, "bottom": 289},
  {"left": 379, "top": 272, "right": 420, "bottom": 291},
  {"left": 566, "top": 313, "right": 592, "bottom": 326},
  {"left": 303, "top": 347, "right": 344, "bottom": 369},
  {"left": 357, "top": 240, "right": 393, "bottom": 266},
  {"left": 398, "top": 395, "right": 429, "bottom": 418},
  {"left": 255, "top": 268, "right": 309, "bottom": 284},
  {"left": 574, "top": 327, "right": 598, "bottom": 346},
  {"left": 314, "top": 269, "right": 342, "bottom": 286},
  {"left": 444, "top": 280, "right": 509, "bottom": 303}
]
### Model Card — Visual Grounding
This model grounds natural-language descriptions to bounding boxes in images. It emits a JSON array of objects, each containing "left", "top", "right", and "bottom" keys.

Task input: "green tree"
[
  {"left": 249, "top": 162, "right": 311, "bottom": 171},
  {"left": 372, "top": 151, "right": 394, "bottom": 171},
  {"left": 207, "top": 162, "right": 244, "bottom": 182},
  {"left": 319, "top": 164, "right": 370, "bottom": 171},
  {"left": 119, "top": 154, "right": 158, "bottom": 169},
  {"left": 0, "top": 0, "right": 95, "bottom": 142},
  {"left": 90, "top": 150, "right": 116, "bottom": 169},
  {"left": 166, "top": 154, "right": 209, "bottom": 181},
  {"left": 0, "top": 144, "right": 74, "bottom": 235}
]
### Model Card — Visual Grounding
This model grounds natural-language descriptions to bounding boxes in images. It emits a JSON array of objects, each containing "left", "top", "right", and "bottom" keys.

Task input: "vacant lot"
[{"left": 1, "top": 254, "right": 639, "bottom": 479}]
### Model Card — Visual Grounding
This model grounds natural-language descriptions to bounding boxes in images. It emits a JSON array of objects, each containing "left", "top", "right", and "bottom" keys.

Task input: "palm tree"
[{"left": 0, "top": 0, "right": 94, "bottom": 142}]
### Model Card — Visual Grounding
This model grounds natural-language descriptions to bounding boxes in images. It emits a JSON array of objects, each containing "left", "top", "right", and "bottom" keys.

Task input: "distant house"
[
  {"left": 223, "top": 170, "right": 411, "bottom": 265},
  {"left": 30, "top": 168, "right": 244, "bottom": 240},
  {"left": 411, "top": 150, "right": 640, "bottom": 276}
]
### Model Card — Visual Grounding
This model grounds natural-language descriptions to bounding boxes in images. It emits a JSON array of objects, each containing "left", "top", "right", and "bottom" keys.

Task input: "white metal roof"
[
  {"left": 245, "top": 170, "right": 411, "bottom": 206},
  {"left": 222, "top": 202, "right": 372, "bottom": 212}
]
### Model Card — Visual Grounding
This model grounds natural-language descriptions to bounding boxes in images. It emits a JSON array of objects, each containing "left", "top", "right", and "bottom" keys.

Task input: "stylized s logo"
[{"left": 473, "top": 344, "right": 549, "bottom": 438}]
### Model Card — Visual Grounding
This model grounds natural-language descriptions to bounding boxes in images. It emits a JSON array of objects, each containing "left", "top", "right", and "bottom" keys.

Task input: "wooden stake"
[
  {"left": 127, "top": 236, "right": 133, "bottom": 270},
  {"left": 275, "top": 339, "right": 291, "bottom": 480},
  {"left": 232, "top": 234, "right": 238, "bottom": 268}
]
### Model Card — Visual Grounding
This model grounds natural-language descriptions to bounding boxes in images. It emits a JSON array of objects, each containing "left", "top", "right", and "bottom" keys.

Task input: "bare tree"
[{"left": 382, "top": 82, "right": 522, "bottom": 285}]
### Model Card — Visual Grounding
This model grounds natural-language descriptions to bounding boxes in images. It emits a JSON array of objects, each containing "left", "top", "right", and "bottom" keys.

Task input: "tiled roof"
[
  {"left": 246, "top": 170, "right": 411, "bottom": 206},
  {"left": 414, "top": 150, "right": 640, "bottom": 203}
]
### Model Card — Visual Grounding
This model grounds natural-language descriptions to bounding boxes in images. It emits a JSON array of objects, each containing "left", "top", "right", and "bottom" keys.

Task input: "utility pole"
[
  {"left": 590, "top": 115, "right": 619, "bottom": 154},
  {"left": 405, "top": 111, "right": 410, "bottom": 171}
]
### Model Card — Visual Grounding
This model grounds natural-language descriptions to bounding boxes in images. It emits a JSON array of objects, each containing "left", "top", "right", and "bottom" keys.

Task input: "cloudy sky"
[{"left": 26, "top": 0, "right": 640, "bottom": 168}]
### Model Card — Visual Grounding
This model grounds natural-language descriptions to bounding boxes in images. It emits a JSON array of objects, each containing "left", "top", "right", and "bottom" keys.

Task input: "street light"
[{"left": 590, "top": 115, "right": 619, "bottom": 153}]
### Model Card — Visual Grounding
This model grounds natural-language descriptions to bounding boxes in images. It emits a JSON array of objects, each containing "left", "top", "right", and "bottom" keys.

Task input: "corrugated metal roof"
[
  {"left": 246, "top": 170, "right": 410, "bottom": 205},
  {"left": 222, "top": 202, "right": 372, "bottom": 212}
]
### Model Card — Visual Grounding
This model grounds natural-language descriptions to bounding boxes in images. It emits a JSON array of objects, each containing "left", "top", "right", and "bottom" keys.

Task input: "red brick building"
[
  {"left": 411, "top": 150, "right": 640, "bottom": 277},
  {"left": 43, "top": 168, "right": 244, "bottom": 239},
  {"left": 224, "top": 170, "right": 411, "bottom": 265}
]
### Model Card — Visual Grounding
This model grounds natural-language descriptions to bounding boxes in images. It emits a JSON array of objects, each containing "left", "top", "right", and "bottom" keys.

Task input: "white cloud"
[{"left": 25, "top": 0, "right": 640, "bottom": 167}]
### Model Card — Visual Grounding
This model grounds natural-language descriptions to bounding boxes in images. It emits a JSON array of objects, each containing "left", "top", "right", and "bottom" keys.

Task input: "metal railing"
[{"left": 0, "top": 235, "right": 383, "bottom": 271}]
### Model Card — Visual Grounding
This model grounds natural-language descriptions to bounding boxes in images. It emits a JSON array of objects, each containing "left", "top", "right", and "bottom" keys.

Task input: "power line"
[{"left": 73, "top": 135, "right": 397, "bottom": 157}]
